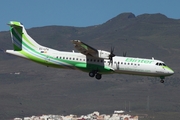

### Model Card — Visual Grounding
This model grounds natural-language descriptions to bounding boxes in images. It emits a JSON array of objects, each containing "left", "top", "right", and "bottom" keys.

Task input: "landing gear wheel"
[
  {"left": 95, "top": 73, "right": 102, "bottom": 80},
  {"left": 89, "top": 71, "right": 95, "bottom": 77},
  {"left": 160, "top": 79, "right": 164, "bottom": 83},
  {"left": 160, "top": 76, "right": 165, "bottom": 83}
]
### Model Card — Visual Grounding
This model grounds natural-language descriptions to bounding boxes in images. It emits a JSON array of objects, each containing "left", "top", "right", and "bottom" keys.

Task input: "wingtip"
[{"left": 71, "top": 40, "right": 81, "bottom": 43}]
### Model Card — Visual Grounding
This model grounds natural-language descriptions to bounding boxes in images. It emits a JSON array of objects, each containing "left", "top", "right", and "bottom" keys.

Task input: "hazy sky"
[{"left": 0, "top": 0, "right": 180, "bottom": 31}]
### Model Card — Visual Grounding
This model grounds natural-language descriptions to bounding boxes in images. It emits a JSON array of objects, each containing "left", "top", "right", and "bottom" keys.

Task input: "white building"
[
  {"left": 13, "top": 111, "right": 138, "bottom": 120},
  {"left": 14, "top": 118, "right": 22, "bottom": 120}
]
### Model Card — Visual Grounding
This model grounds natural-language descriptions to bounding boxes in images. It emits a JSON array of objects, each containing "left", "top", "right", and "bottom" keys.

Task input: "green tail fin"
[{"left": 8, "top": 21, "right": 41, "bottom": 51}]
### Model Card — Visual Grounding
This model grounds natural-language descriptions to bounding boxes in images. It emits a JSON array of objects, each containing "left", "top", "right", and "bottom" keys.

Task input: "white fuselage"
[
  {"left": 6, "top": 46, "right": 174, "bottom": 78},
  {"left": 34, "top": 47, "right": 174, "bottom": 77}
]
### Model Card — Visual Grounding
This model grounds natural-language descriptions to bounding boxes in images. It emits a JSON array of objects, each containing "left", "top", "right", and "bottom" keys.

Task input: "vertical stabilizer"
[{"left": 8, "top": 21, "right": 41, "bottom": 51}]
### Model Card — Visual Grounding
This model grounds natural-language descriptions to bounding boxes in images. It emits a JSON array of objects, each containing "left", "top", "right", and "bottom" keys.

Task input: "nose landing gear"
[
  {"left": 160, "top": 79, "right": 164, "bottom": 83},
  {"left": 160, "top": 76, "right": 165, "bottom": 83}
]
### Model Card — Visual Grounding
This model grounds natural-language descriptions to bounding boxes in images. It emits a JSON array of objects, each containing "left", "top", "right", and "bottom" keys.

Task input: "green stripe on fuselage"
[{"left": 75, "top": 63, "right": 112, "bottom": 73}]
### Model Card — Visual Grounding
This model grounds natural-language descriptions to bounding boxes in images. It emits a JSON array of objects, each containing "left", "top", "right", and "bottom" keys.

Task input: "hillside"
[{"left": 0, "top": 13, "right": 180, "bottom": 119}]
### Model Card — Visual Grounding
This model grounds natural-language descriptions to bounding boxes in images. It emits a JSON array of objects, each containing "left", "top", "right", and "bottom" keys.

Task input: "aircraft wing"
[{"left": 71, "top": 40, "right": 98, "bottom": 57}]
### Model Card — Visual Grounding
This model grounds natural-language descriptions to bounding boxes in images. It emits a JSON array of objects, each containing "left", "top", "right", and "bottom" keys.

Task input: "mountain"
[{"left": 0, "top": 13, "right": 180, "bottom": 119}]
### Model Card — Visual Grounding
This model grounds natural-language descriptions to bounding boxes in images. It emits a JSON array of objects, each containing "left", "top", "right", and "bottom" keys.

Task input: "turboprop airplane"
[{"left": 6, "top": 21, "right": 174, "bottom": 83}]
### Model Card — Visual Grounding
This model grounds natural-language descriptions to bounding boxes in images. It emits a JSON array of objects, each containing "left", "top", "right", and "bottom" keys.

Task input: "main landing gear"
[{"left": 89, "top": 70, "right": 102, "bottom": 80}]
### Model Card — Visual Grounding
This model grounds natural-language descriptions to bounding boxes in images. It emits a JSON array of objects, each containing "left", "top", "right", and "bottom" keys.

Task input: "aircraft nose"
[
  {"left": 164, "top": 66, "right": 174, "bottom": 76},
  {"left": 169, "top": 69, "right": 174, "bottom": 75},
  {"left": 167, "top": 68, "right": 174, "bottom": 75}
]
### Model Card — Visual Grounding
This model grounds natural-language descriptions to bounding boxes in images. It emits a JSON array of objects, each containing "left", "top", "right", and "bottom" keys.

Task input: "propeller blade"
[
  {"left": 111, "top": 47, "right": 114, "bottom": 54},
  {"left": 108, "top": 47, "right": 115, "bottom": 66},
  {"left": 0, "top": 49, "right": 5, "bottom": 53},
  {"left": 109, "top": 47, "right": 115, "bottom": 58},
  {"left": 123, "top": 52, "right": 127, "bottom": 57}
]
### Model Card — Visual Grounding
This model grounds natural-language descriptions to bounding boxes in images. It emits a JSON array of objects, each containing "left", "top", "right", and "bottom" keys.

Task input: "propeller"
[
  {"left": 123, "top": 52, "right": 127, "bottom": 57},
  {"left": 0, "top": 49, "right": 5, "bottom": 53},
  {"left": 109, "top": 47, "right": 115, "bottom": 65}
]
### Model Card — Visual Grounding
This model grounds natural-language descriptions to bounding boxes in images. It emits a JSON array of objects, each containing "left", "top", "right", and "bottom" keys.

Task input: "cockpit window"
[
  {"left": 156, "top": 62, "right": 166, "bottom": 66},
  {"left": 162, "top": 63, "right": 166, "bottom": 66}
]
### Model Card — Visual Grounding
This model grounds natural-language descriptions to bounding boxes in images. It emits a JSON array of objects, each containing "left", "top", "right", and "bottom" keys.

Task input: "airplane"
[{"left": 6, "top": 21, "right": 174, "bottom": 83}]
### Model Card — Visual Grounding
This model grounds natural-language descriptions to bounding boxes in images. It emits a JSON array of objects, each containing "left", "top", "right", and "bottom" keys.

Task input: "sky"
[{"left": 0, "top": 0, "right": 180, "bottom": 31}]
